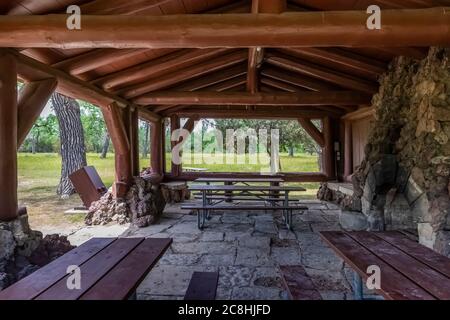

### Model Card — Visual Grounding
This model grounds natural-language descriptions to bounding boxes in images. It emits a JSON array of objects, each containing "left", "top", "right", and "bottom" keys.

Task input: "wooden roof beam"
[
  {"left": 281, "top": 47, "right": 387, "bottom": 79},
  {"left": 260, "top": 77, "right": 306, "bottom": 92},
  {"left": 95, "top": 48, "right": 230, "bottom": 91},
  {"left": 0, "top": 8, "right": 449, "bottom": 48},
  {"left": 261, "top": 67, "right": 338, "bottom": 91},
  {"left": 172, "top": 107, "right": 332, "bottom": 119},
  {"left": 79, "top": 0, "right": 172, "bottom": 15},
  {"left": 52, "top": 48, "right": 150, "bottom": 76},
  {"left": 266, "top": 51, "right": 378, "bottom": 94},
  {"left": 150, "top": 64, "right": 247, "bottom": 113},
  {"left": 134, "top": 91, "right": 371, "bottom": 106},
  {"left": 7, "top": 50, "right": 160, "bottom": 121},
  {"left": 122, "top": 50, "right": 247, "bottom": 99},
  {"left": 154, "top": 75, "right": 248, "bottom": 114},
  {"left": 298, "top": 118, "right": 325, "bottom": 147},
  {"left": 246, "top": 0, "right": 286, "bottom": 93}
]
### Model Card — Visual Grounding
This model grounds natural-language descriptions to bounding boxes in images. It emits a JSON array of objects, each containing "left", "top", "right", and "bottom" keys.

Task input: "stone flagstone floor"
[{"left": 122, "top": 200, "right": 355, "bottom": 300}]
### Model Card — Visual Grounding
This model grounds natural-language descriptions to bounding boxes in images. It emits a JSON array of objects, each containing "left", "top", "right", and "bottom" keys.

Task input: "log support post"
[
  {"left": 123, "top": 106, "right": 140, "bottom": 177},
  {"left": 102, "top": 103, "right": 133, "bottom": 198},
  {"left": 322, "top": 116, "right": 336, "bottom": 180},
  {"left": 150, "top": 118, "right": 164, "bottom": 177},
  {"left": 0, "top": 52, "right": 18, "bottom": 221},
  {"left": 297, "top": 118, "right": 325, "bottom": 148},
  {"left": 344, "top": 120, "right": 353, "bottom": 181}
]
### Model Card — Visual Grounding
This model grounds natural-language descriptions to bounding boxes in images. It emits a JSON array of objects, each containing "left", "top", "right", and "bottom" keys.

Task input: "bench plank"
[
  {"left": 195, "top": 177, "right": 284, "bottom": 183},
  {"left": 0, "top": 238, "right": 115, "bottom": 300},
  {"left": 347, "top": 231, "right": 450, "bottom": 300},
  {"left": 80, "top": 238, "right": 172, "bottom": 300},
  {"left": 320, "top": 231, "right": 435, "bottom": 300},
  {"left": 193, "top": 196, "right": 299, "bottom": 202},
  {"left": 372, "top": 231, "right": 450, "bottom": 279},
  {"left": 184, "top": 272, "right": 219, "bottom": 300},
  {"left": 182, "top": 205, "right": 307, "bottom": 211},
  {"left": 279, "top": 265, "right": 322, "bottom": 300},
  {"left": 189, "top": 185, "right": 306, "bottom": 192},
  {"left": 35, "top": 238, "right": 144, "bottom": 300}
]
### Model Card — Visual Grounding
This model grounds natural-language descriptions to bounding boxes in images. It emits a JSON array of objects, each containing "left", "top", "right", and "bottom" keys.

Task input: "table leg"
[
  {"left": 284, "top": 191, "right": 290, "bottom": 229},
  {"left": 206, "top": 190, "right": 212, "bottom": 220},
  {"left": 270, "top": 182, "right": 280, "bottom": 207},
  {"left": 353, "top": 271, "right": 364, "bottom": 300},
  {"left": 225, "top": 181, "right": 232, "bottom": 203},
  {"left": 201, "top": 191, "right": 207, "bottom": 228}
]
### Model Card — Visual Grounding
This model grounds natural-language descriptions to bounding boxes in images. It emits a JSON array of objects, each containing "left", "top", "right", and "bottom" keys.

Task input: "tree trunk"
[
  {"left": 100, "top": 132, "right": 110, "bottom": 158},
  {"left": 142, "top": 122, "right": 149, "bottom": 158},
  {"left": 288, "top": 146, "right": 294, "bottom": 157},
  {"left": 318, "top": 149, "right": 323, "bottom": 172},
  {"left": 52, "top": 92, "right": 87, "bottom": 197}
]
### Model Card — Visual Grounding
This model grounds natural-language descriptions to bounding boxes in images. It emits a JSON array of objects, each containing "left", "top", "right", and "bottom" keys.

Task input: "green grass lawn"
[{"left": 18, "top": 152, "right": 320, "bottom": 230}]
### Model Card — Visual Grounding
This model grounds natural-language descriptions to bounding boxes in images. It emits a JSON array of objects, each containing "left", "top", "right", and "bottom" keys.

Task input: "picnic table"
[
  {"left": 320, "top": 231, "right": 450, "bottom": 300},
  {"left": 184, "top": 184, "right": 307, "bottom": 230},
  {"left": 0, "top": 237, "right": 172, "bottom": 300}
]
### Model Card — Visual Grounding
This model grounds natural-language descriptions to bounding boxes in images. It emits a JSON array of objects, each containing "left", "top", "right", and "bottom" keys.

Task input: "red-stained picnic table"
[
  {"left": 0, "top": 237, "right": 172, "bottom": 300},
  {"left": 320, "top": 231, "right": 450, "bottom": 300}
]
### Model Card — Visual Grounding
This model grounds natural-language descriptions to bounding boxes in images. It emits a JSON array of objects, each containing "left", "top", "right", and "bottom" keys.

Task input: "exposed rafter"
[
  {"left": 266, "top": 51, "right": 378, "bottom": 93},
  {"left": 95, "top": 48, "right": 230, "bottom": 91},
  {"left": 6, "top": 49, "right": 160, "bottom": 121},
  {"left": 122, "top": 50, "right": 247, "bottom": 99}
]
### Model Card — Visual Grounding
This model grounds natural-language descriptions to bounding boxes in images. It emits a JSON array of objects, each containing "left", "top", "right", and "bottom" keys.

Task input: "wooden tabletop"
[
  {"left": 320, "top": 231, "right": 450, "bottom": 300},
  {"left": 195, "top": 177, "right": 284, "bottom": 183},
  {"left": 189, "top": 185, "right": 306, "bottom": 192},
  {"left": 0, "top": 237, "right": 172, "bottom": 300}
]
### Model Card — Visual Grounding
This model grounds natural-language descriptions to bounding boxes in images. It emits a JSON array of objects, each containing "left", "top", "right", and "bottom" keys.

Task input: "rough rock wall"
[
  {"left": 353, "top": 48, "right": 450, "bottom": 254},
  {"left": 86, "top": 177, "right": 166, "bottom": 228},
  {"left": 0, "top": 214, "right": 74, "bottom": 290}
]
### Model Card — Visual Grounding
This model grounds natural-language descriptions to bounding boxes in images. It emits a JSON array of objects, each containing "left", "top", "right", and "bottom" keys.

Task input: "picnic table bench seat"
[
  {"left": 0, "top": 237, "right": 172, "bottom": 300},
  {"left": 320, "top": 231, "right": 450, "bottom": 300},
  {"left": 193, "top": 195, "right": 300, "bottom": 202}
]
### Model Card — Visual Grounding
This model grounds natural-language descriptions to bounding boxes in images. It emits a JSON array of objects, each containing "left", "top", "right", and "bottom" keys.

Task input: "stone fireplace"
[{"left": 319, "top": 47, "right": 450, "bottom": 256}]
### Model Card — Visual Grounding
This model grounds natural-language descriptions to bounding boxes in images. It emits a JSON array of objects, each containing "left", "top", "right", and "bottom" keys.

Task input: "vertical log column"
[
  {"left": 150, "top": 119, "right": 164, "bottom": 177},
  {"left": 125, "top": 106, "right": 140, "bottom": 177},
  {"left": 102, "top": 103, "right": 132, "bottom": 198},
  {"left": 0, "top": 52, "right": 18, "bottom": 221},
  {"left": 344, "top": 120, "right": 353, "bottom": 181},
  {"left": 322, "top": 116, "right": 336, "bottom": 180}
]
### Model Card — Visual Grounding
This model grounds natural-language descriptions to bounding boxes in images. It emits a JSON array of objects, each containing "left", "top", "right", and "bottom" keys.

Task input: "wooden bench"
[
  {"left": 184, "top": 272, "right": 219, "bottom": 300},
  {"left": 193, "top": 195, "right": 299, "bottom": 202},
  {"left": 0, "top": 237, "right": 172, "bottom": 300},
  {"left": 181, "top": 204, "right": 307, "bottom": 230},
  {"left": 279, "top": 265, "right": 322, "bottom": 300},
  {"left": 320, "top": 231, "right": 450, "bottom": 300}
]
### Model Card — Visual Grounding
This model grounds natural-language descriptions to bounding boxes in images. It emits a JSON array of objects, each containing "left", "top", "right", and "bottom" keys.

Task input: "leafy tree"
[
  {"left": 79, "top": 101, "right": 107, "bottom": 153},
  {"left": 22, "top": 115, "right": 59, "bottom": 153}
]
